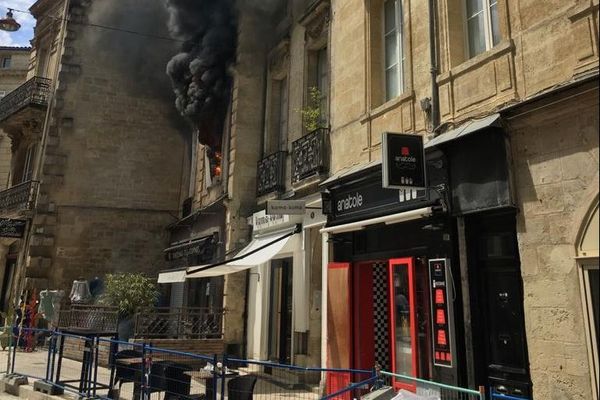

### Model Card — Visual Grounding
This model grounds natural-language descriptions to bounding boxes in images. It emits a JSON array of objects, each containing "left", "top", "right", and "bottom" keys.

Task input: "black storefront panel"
[{"left": 446, "top": 130, "right": 514, "bottom": 215}]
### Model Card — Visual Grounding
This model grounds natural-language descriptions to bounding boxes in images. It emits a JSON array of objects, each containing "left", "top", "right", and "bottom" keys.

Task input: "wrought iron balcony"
[
  {"left": 0, "top": 180, "right": 39, "bottom": 216},
  {"left": 291, "top": 127, "right": 329, "bottom": 183},
  {"left": 257, "top": 151, "right": 286, "bottom": 197},
  {"left": 0, "top": 76, "right": 52, "bottom": 123}
]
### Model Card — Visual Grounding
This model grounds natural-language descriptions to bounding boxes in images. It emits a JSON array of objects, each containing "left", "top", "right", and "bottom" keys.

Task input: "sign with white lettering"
[
  {"left": 267, "top": 200, "right": 306, "bottom": 215},
  {"left": 429, "top": 258, "right": 454, "bottom": 368},
  {"left": 0, "top": 218, "right": 27, "bottom": 238},
  {"left": 383, "top": 132, "right": 426, "bottom": 190}
]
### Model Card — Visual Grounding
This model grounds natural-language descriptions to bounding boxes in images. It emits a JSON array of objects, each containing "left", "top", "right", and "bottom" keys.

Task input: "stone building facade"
[
  {"left": 323, "top": 0, "right": 598, "bottom": 399},
  {"left": 0, "top": 0, "right": 188, "bottom": 312}
]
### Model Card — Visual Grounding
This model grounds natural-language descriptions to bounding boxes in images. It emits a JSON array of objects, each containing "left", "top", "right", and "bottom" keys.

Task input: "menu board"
[{"left": 429, "top": 258, "right": 453, "bottom": 368}]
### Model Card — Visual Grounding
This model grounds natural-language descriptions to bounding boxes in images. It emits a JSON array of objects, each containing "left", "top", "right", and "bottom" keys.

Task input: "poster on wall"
[
  {"left": 382, "top": 132, "right": 426, "bottom": 190},
  {"left": 429, "top": 258, "right": 454, "bottom": 368}
]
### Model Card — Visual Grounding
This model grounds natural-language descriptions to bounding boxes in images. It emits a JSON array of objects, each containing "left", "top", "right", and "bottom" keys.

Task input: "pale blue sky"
[{"left": 0, "top": 0, "right": 36, "bottom": 47}]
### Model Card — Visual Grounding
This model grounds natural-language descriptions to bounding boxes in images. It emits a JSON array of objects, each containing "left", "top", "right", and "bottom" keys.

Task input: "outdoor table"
[{"left": 185, "top": 369, "right": 240, "bottom": 399}]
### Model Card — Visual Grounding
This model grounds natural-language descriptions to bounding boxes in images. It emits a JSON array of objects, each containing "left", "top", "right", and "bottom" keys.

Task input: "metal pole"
[
  {"left": 212, "top": 354, "right": 218, "bottom": 400},
  {"left": 220, "top": 354, "right": 226, "bottom": 400}
]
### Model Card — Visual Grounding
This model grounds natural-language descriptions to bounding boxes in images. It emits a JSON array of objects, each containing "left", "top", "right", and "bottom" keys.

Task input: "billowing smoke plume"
[{"left": 165, "top": 0, "right": 237, "bottom": 149}]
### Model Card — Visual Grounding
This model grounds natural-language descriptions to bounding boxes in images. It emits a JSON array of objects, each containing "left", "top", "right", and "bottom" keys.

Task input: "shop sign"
[
  {"left": 382, "top": 132, "right": 426, "bottom": 190},
  {"left": 252, "top": 210, "right": 290, "bottom": 231},
  {"left": 266, "top": 200, "right": 306, "bottom": 215},
  {"left": 429, "top": 258, "right": 454, "bottom": 368},
  {"left": 0, "top": 218, "right": 27, "bottom": 239},
  {"left": 327, "top": 176, "right": 427, "bottom": 223}
]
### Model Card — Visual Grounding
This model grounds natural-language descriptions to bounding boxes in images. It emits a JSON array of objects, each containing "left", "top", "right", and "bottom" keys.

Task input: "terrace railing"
[
  {"left": 134, "top": 307, "right": 224, "bottom": 339},
  {"left": 0, "top": 180, "right": 39, "bottom": 216},
  {"left": 0, "top": 76, "right": 52, "bottom": 122}
]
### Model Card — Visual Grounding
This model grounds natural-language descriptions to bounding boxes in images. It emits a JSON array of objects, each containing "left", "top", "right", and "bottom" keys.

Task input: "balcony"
[
  {"left": 291, "top": 127, "right": 329, "bottom": 183},
  {"left": 0, "top": 180, "right": 39, "bottom": 216},
  {"left": 257, "top": 151, "right": 286, "bottom": 197},
  {"left": 0, "top": 77, "right": 52, "bottom": 129}
]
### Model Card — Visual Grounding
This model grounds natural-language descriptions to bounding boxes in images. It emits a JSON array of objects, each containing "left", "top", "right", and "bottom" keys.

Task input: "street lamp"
[{"left": 0, "top": 9, "right": 21, "bottom": 32}]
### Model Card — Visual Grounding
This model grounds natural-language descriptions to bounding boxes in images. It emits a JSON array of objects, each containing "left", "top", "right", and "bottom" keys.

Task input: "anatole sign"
[{"left": 382, "top": 132, "right": 426, "bottom": 190}]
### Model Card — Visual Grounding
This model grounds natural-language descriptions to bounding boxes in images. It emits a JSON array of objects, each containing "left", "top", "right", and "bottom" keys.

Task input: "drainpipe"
[{"left": 428, "top": 0, "right": 440, "bottom": 132}]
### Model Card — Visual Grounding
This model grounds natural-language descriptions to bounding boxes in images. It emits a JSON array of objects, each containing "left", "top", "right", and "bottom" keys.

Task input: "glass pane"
[
  {"left": 490, "top": 3, "right": 501, "bottom": 45},
  {"left": 392, "top": 265, "right": 413, "bottom": 376},
  {"left": 385, "top": 33, "right": 398, "bottom": 69},
  {"left": 590, "top": 269, "right": 599, "bottom": 336},
  {"left": 384, "top": 0, "right": 397, "bottom": 34},
  {"left": 466, "top": 0, "right": 483, "bottom": 17},
  {"left": 386, "top": 65, "right": 399, "bottom": 101},
  {"left": 468, "top": 14, "right": 486, "bottom": 57}
]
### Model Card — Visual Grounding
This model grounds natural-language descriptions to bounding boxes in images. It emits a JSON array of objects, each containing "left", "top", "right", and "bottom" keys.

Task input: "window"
[
  {"left": 316, "top": 48, "right": 329, "bottom": 126},
  {"left": 582, "top": 264, "right": 599, "bottom": 394},
  {"left": 1, "top": 57, "right": 10, "bottom": 69},
  {"left": 384, "top": 0, "right": 405, "bottom": 101},
  {"left": 466, "top": 0, "right": 500, "bottom": 58},
  {"left": 277, "top": 77, "right": 289, "bottom": 152},
  {"left": 22, "top": 143, "right": 38, "bottom": 183}
]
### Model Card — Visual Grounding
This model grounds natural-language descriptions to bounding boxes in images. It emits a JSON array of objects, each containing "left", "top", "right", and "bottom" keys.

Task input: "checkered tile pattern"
[{"left": 372, "top": 262, "right": 390, "bottom": 371}]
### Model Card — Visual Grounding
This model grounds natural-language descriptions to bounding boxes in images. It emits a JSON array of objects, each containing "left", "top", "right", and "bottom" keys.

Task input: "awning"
[
  {"left": 425, "top": 113, "right": 501, "bottom": 148},
  {"left": 320, "top": 206, "right": 435, "bottom": 234},
  {"left": 157, "top": 225, "right": 300, "bottom": 283}
]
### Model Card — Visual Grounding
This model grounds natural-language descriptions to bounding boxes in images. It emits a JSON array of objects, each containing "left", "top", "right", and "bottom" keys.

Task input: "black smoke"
[{"left": 165, "top": 0, "right": 237, "bottom": 150}]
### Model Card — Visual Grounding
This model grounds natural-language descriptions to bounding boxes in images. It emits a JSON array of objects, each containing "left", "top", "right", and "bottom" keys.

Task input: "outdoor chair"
[
  {"left": 227, "top": 375, "right": 257, "bottom": 400},
  {"left": 162, "top": 361, "right": 193, "bottom": 400},
  {"left": 112, "top": 349, "right": 143, "bottom": 391}
]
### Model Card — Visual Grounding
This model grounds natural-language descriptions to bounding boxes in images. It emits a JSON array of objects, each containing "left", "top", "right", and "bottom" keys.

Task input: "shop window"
[
  {"left": 581, "top": 264, "right": 599, "bottom": 394},
  {"left": 465, "top": 0, "right": 500, "bottom": 58},
  {"left": 1, "top": 57, "right": 11, "bottom": 69},
  {"left": 368, "top": 0, "right": 408, "bottom": 108}
]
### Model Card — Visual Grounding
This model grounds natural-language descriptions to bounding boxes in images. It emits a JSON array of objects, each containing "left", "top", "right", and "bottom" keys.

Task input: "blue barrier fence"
[{"left": 1, "top": 328, "right": 487, "bottom": 400}]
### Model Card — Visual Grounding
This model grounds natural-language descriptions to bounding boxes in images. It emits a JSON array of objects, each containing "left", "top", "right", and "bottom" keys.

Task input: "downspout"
[{"left": 428, "top": 0, "right": 440, "bottom": 132}]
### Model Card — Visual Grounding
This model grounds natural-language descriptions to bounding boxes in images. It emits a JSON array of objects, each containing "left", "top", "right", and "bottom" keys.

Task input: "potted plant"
[{"left": 99, "top": 273, "right": 159, "bottom": 341}]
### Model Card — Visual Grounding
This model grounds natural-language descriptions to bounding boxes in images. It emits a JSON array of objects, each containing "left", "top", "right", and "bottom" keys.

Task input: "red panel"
[
  {"left": 326, "top": 371, "right": 351, "bottom": 400},
  {"left": 327, "top": 263, "right": 352, "bottom": 370},
  {"left": 388, "top": 257, "right": 418, "bottom": 392},
  {"left": 353, "top": 262, "right": 375, "bottom": 372}
]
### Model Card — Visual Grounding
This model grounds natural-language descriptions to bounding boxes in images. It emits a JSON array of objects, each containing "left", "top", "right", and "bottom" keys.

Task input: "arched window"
[{"left": 576, "top": 199, "right": 599, "bottom": 399}]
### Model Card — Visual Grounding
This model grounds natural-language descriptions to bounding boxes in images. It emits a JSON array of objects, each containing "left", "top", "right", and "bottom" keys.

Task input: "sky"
[{"left": 0, "top": 0, "right": 36, "bottom": 47}]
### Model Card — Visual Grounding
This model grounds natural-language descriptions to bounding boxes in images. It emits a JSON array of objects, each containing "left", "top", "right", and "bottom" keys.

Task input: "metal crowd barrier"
[{"left": 2, "top": 328, "right": 487, "bottom": 400}]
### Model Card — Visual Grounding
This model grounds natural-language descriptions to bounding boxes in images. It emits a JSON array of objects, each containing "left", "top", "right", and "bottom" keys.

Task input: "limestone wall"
[
  {"left": 24, "top": 0, "right": 188, "bottom": 289},
  {"left": 508, "top": 87, "right": 599, "bottom": 399}
]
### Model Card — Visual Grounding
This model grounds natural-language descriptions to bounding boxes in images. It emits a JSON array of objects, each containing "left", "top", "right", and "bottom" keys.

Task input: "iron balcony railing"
[
  {"left": 0, "top": 180, "right": 39, "bottom": 216},
  {"left": 0, "top": 76, "right": 52, "bottom": 122},
  {"left": 291, "top": 127, "right": 329, "bottom": 183},
  {"left": 257, "top": 150, "right": 286, "bottom": 197},
  {"left": 134, "top": 307, "right": 225, "bottom": 339}
]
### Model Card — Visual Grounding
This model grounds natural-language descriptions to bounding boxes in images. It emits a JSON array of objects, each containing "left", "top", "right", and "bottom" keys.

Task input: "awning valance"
[{"left": 157, "top": 225, "right": 300, "bottom": 283}]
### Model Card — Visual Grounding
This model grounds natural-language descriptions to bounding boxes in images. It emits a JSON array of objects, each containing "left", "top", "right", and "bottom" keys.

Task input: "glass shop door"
[{"left": 388, "top": 257, "right": 418, "bottom": 391}]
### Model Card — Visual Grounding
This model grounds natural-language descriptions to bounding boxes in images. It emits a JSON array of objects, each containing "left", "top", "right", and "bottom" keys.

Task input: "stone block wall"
[
  {"left": 23, "top": 0, "right": 188, "bottom": 289},
  {"left": 508, "top": 87, "right": 599, "bottom": 400}
]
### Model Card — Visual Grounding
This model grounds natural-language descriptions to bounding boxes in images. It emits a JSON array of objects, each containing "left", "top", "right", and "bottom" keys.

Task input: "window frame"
[
  {"left": 1, "top": 57, "right": 11, "bottom": 69},
  {"left": 579, "top": 262, "right": 599, "bottom": 400},
  {"left": 464, "top": 0, "right": 500, "bottom": 59},
  {"left": 382, "top": 0, "right": 405, "bottom": 102},
  {"left": 21, "top": 143, "right": 38, "bottom": 183}
]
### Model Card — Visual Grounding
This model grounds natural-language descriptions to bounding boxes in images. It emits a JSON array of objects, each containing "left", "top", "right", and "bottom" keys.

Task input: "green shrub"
[{"left": 99, "top": 273, "right": 159, "bottom": 317}]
